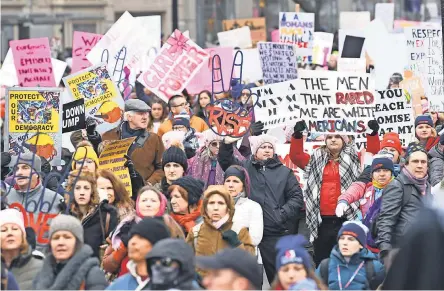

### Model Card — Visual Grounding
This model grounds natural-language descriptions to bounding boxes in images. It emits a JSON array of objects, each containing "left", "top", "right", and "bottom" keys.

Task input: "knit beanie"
[
  {"left": 136, "top": 190, "right": 168, "bottom": 218},
  {"left": 275, "top": 235, "right": 312, "bottom": 271},
  {"left": 71, "top": 145, "right": 99, "bottom": 170},
  {"left": 173, "top": 111, "right": 190, "bottom": 128},
  {"left": 249, "top": 134, "right": 278, "bottom": 154},
  {"left": 162, "top": 130, "right": 186, "bottom": 150},
  {"left": 223, "top": 165, "right": 251, "bottom": 197},
  {"left": 405, "top": 142, "right": 428, "bottom": 160},
  {"left": 337, "top": 221, "right": 368, "bottom": 247},
  {"left": 325, "top": 134, "right": 350, "bottom": 144},
  {"left": 0, "top": 209, "right": 25, "bottom": 234},
  {"left": 162, "top": 146, "right": 188, "bottom": 172},
  {"left": 202, "top": 128, "right": 223, "bottom": 148},
  {"left": 380, "top": 132, "right": 402, "bottom": 154},
  {"left": 171, "top": 176, "right": 204, "bottom": 206},
  {"left": 129, "top": 217, "right": 170, "bottom": 245},
  {"left": 49, "top": 214, "right": 84, "bottom": 245},
  {"left": 16, "top": 152, "right": 42, "bottom": 173},
  {"left": 371, "top": 154, "right": 394, "bottom": 173},
  {"left": 415, "top": 115, "right": 433, "bottom": 128}
]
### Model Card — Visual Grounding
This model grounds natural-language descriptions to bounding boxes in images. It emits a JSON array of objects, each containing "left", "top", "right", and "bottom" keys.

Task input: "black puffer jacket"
[
  {"left": 218, "top": 143, "right": 304, "bottom": 236},
  {"left": 376, "top": 171, "right": 431, "bottom": 253}
]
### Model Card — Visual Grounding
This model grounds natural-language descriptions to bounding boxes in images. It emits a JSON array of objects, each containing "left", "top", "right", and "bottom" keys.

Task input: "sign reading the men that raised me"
[
  {"left": 279, "top": 12, "right": 315, "bottom": 63},
  {"left": 257, "top": 42, "right": 298, "bottom": 85},
  {"left": 137, "top": 29, "right": 210, "bottom": 103},
  {"left": 62, "top": 99, "right": 86, "bottom": 133}
]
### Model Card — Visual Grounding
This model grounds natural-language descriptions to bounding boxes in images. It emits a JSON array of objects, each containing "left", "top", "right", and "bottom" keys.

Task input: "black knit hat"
[
  {"left": 171, "top": 176, "right": 204, "bottom": 206},
  {"left": 129, "top": 217, "right": 170, "bottom": 245},
  {"left": 162, "top": 146, "right": 188, "bottom": 171}
]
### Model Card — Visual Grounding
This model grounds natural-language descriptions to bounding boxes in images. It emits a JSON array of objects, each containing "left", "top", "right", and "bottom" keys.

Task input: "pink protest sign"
[
  {"left": 186, "top": 47, "right": 234, "bottom": 95},
  {"left": 271, "top": 29, "right": 280, "bottom": 42},
  {"left": 137, "top": 29, "right": 210, "bottom": 102},
  {"left": 10, "top": 38, "right": 55, "bottom": 87},
  {"left": 72, "top": 31, "right": 103, "bottom": 73}
]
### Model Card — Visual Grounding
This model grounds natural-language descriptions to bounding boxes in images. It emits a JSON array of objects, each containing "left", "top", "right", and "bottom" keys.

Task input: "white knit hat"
[
  {"left": 0, "top": 209, "right": 26, "bottom": 234},
  {"left": 162, "top": 130, "right": 186, "bottom": 149},
  {"left": 249, "top": 134, "right": 278, "bottom": 154},
  {"left": 202, "top": 128, "right": 223, "bottom": 148}
]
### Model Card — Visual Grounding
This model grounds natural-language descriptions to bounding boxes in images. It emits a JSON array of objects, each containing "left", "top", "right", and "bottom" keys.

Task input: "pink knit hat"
[
  {"left": 249, "top": 134, "right": 278, "bottom": 154},
  {"left": 136, "top": 190, "right": 168, "bottom": 218},
  {"left": 0, "top": 209, "right": 26, "bottom": 234}
]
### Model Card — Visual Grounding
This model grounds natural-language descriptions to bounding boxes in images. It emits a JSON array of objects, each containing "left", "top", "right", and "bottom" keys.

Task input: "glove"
[
  {"left": 222, "top": 230, "right": 241, "bottom": 248},
  {"left": 367, "top": 120, "right": 379, "bottom": 136},
  {"left": 124, "top": 154, "right": 136, "bottom": 176},
  {"left": 86, "top": 117, "right": 98, "bottom": 135},
  {"left": 292, "top": 120, "right": 307, "bottom": 139},
  {"left": 335, "top": 202, "right": 349, "bottom": 218},
  {"left": 250, "top": 121, "right": 264, "bottom": 136}
]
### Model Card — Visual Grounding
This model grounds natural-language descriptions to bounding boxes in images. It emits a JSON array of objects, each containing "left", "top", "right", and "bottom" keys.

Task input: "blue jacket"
[
  {"left": 316, "top": 245, "right": 385, "bottom": 290},
  {"left": 106, "top": 261, "right": 149, "bottom": 290}
]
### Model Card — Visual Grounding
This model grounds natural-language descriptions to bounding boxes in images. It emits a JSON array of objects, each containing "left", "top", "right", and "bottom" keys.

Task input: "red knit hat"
[{"left": 380, "top": 132, "right": 402, "bottom": 154}]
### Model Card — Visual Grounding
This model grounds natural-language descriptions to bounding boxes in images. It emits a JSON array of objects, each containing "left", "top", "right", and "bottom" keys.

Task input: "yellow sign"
[
  {"left": 223, "top": 17, "right": 266, "bottom": 46},
  {"left": 98, "top": 137, "right": 136, "bottom": 197}
]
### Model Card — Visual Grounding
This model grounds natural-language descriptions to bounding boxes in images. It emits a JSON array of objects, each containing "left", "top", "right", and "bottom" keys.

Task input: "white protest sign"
[
  {"left": 217, "top": 26, "right": 253, "bottom": 49},
  {"left": 375, "top": 3, "right": 395, "bottom": 32},
  {"left": 337, "top": 58, "right": 366, "bottom": 73},
  {"left": 424, "top": 32, "right": 444, "bottom": 111},
  {"left": 339, "top": 29, "right": 365, "bottom": 58},
  {"left": 257, "top": 42, "right": 297, "bottom": 85},
  {"left": 237, "top": 48, "right": 263, "bottom": 83},
  {"left": 340, "top": 12, "right": 370, "bottom": 30},
  {"left": 137, "top": 29, "right": 210, "bottom": 103},
  {"left": 133, "top": 16, "right": 161, "bottom": 73},
  {"left": 312, "top": 32, "right": 334, "bottom": 66},
  {"left": 250, "top": 80, "right": 298, "bottom": 130}
]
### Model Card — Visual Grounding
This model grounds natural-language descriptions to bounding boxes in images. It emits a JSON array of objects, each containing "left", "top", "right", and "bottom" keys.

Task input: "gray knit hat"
[
  {"left": 49, "top": 214, "right": 84, "bottom": 245},
  {"left": 17, "top": 152, "right": 41, "bottom": 173}
]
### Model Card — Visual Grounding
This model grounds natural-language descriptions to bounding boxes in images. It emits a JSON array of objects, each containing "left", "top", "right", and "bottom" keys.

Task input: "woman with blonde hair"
[{"left": 0, "top": 209, "right": 42, "bottom": 290}]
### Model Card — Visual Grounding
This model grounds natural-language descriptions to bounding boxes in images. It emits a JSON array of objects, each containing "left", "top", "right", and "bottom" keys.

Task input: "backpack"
[
  {"left": 319, "top": 258, "right": 376, "bottom": 290},
  {"left": 192, "top": 222, "right": 241, "bottom": 249}
]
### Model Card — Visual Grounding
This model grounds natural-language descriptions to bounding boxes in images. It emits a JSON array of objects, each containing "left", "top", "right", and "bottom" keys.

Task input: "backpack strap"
[
  {"left": 364, "top": 260, "right": 376, "bottom": 290},
  {"left": 319, "top": 258, "right": 330, "bottom": 284},
  {"left": 192, "top": 222, "right": 203, "bottom": 249}
]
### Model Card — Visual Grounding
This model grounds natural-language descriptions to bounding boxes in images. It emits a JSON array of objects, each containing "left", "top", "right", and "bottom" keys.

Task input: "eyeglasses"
[
  {"left": 241, "top": 92, "right": 251, "bottom": 96},
  {"left": 154, "top": 257, "right": 175, "bottom": 267},
  {"left": 171, "top": 102, "right": 188, "bottom": 108},
  {"left": 210, "top": 141, "right": 220, "bottom": 148}
]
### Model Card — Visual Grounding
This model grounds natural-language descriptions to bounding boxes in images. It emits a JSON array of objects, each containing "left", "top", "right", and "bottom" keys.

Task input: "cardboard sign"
[
  {"left": 257, "top": 42, "right": 298, "bottom": 85},
  {"left": 63, "top": 63, "right": 124, "bottom": 134},
  {"left": 217, "top": 26, "right": 253, "bottom": 49},
  {"left": 375, "top": 3, "right": 395, "bottom": 32},
  {"left": 5, "top": 87, "right": 63, "bottom": 166},
  {"left": 279, "top": 12, "right": 315, "bottom": 63},
  {"left": 312, "top": 32, "right": 334, "bottom": 66},
  {"left": 72, "top": 31, "right": 103, "bottom": 73},
  {"left": 340, "top": 12, "right": 370, "bottom": 30},
  {"left": 137, "top": 29, "right": 210, "bottom": 103},
  {"left": 337, "top": 58, "right": 366, "bottom": 73},
  {"left": 222, "top": 17, "right": 266, "bottom": 47},
  {"left": 341, "top": 35, "right": 365, "bottom": 58},
  {"left": 10, "top": 38, "right": 56, "bottom": 87},
  {"left": 236, "top": 48, "right": 263, "bottom": 83},
  {"left": 99, "top": 137, "right": 136, "bottom": 196},
  {"left": 62, "top": 99, "right": 86, "bottom": 133}
]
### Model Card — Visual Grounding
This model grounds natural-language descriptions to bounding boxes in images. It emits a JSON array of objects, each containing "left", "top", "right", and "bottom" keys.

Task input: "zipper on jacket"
[{"left": 262, "top": 166, "right": 266, "bottom": 172}]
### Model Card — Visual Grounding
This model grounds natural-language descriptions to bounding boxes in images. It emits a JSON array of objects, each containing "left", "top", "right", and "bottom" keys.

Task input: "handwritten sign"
[
  {"left": 312, "top": 32, "right": 334, "bottom": 66},
  {"left": 62, "top": 99, "right": 86, "bottom": 133},
  {"left": 375, "top": 3, "right": 395, "bottom": 32},
  {"left": 279, "top": 12, "right": 315, "bottom": 63},
  {"left": 5, "top": 87, "right": 63, "bottom": 166},
  {"left": 258, "top": 42, "right": 297, "bottom": 85},
  {"left": 223, "top": 17, "right": 266, "bottom": 47},
  {"left": 400, "top": 72, "right": 425, "bottom": 116},
  {"left": 63, "top": 63, "right": 124, "bottom": 134},
  {"left": 72, "top": 31, "right": 103, "bottom": 73},
  {"left": 337, "top": 58, "right": 366, "bottom": 73},
  {"left": 137, "top": 29, "right": 210, "bottom": 103},
  {"left": 424, "top": 32, "right": 444, "bottom": 110},
  {"left": 98, "top": 137, "right": 136, "bottom": 196},
  {"left": 10, "top": 38, "right": 56, "bottom": 87},
  {"left": 340, "top": 12, "right": 370, "bottom": 30},
  {"left": 217, "top": 26, "right": 253, "bottom": 49}
]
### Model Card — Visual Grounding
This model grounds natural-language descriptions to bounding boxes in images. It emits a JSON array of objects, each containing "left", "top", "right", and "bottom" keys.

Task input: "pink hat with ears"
[{"left": 136, "top": 190, "right": 168, "bottom": 218}]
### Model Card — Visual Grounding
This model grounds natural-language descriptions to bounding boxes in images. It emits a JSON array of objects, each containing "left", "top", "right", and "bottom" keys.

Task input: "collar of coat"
[{"left": 251, "top": 155, "right": 282, "bottom": 169}]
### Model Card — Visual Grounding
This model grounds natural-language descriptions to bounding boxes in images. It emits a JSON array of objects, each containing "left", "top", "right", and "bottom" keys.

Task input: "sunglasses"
[
  {"left": 210, "top": 141, "right": 220, "bottom": 147},
  {"left": 241, "top": 92, "right": 251, "bottom": 96}
]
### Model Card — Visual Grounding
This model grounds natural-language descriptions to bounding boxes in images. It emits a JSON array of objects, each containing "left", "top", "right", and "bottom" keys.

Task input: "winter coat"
[
  {"left": 338, "top": 181, "right": 381, "bottom": 218},
  {"left": 218, "top": 143, "right": 304, "bottom": 236},
  {"left": 428, "top": 144, "right": 444, "bottom": 186},
  {"left": 106, "top": 260, "right": 149, "bottom": 290},
  {"left": 157, "top": 115, "right": 209, "bottom": 138},
  {"left": 376, "top": 171, "right": 432, "bottom": 253},
  {"left": 33, "top": 244, "right": 108, "bottom": 290},
  {"left": 8, "top": 247, "right": 43, "bottom": 290},
  {"left": 316, "top": 246, "right": 385, "bottom": 290}
]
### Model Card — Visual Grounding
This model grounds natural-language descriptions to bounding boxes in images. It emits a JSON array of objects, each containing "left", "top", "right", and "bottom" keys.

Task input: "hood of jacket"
[
  {"left": 331, "top": 245, "right": 378, "bottom": 265},
  {"left": 202, "top": 186, "right": 235, "bottom": 229},
  {"left": 126, "top": 260, "right": 150, "bottom": 288},
  {"left": 429, "top": 145, "right": 444, "bottom": 159}
]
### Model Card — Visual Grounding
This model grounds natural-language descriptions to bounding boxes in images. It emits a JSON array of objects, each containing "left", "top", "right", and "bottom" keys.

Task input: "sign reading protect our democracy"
[
  {"left": 279, "top": 12, "right": 315, "bottom": 63},
  {"left": 257, "top": 42, "right": 298, "bottom": 85},
  {"left": 137, "top": 29, "right": 210, "bottom": 103},
  {"left": 5, "top": 87, "right": 62, "bottom": 166},
  {"left": 63, "top": 63, "right": 124, "bottom": 134},
  {"left": 98, "top": 137, "right": 136, "bottom": 196}
]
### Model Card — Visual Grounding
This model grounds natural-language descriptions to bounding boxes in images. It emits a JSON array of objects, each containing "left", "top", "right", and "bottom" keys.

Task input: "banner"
[
  {"left": 217, "top": 26, "right": 253, "bottom": 49},
  {"left": 337, "top": 58, "right": 366, "bottom": 73},
  {"left": 279, "top": 12, "right": 315, "bottom": 63},
  {"left": 312, "top": 32, "right": 334, "bottom": 66},
  {"left": 10, "top": 38, "right": 56, "bottom": 87},
  {"left": 340, "top": 12, "right": 370, "bottom": 30},
  {"left": 375, "top": 3, "right": 395, "bottom": 32},
  {"left": 72, "top": 31, "right": 103, "bottom": 73},
  {"left": 63, "top": 63, "right": 124, "bottom": 134},
  {"left": 62, "top": 99, "right": 86, "bottom": 133},
  {"left": 98, "top": 137, "right": 136, "bottom": 196},
  {"left": 222, "top": 17, "right": 266, "bottom": 47},
  {"left": 5, "top": 87, "right": 63, "bottom": 166},
  {"left": 137, "top": 29, "right": 210, "bottom": 103},
  {"left": 257, "top": 42, "right": 297, "bottom": 85}
]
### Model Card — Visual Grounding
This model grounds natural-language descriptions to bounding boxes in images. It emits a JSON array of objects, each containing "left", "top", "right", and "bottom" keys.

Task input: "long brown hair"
[
  {"left": 270, "top": 268, "right": 328, "bottom": 290},
  {"left": 66, "top": 171, "right": 99, "bottom": 220},
  {"left": 97, "top": 169, "right": 134, "bottom": 209}
]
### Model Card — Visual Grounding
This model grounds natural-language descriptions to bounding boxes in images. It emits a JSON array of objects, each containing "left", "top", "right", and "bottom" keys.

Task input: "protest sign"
[
  {"left": 137, "top": 29, "right": 210, "bottom": 103},
  {"left": 250, "top": 80, "right": 298, "bottom": 130},
  {"left": 340, "top": 12, "right": 370, "bottom": 30},
  {"left": 271, "top": 29, "right": 280, "bottom": 42},
  {"left": 400, "top": 71, "right": 425, "bottom": 116},
  {"left": 337, "top": 58, "right": 366, "bottom": 73},
  {"left": 10, "top": 38, "right": 56, "bottom": 87},
  {"left": 5, "top": 87, "right": 63, "bottom": 166},
  {"left": 341, "top": 35, "right": 365, "bottom": 58},
  {"left": 393, "top": 20, "right": 440, "bottom": 32},
  {"left": 133, "top": 16, "right": 161, "bottom": 73},
  {"left": 99, "top": 137, "right": 136, "bottom": 196},
  {"left": 72, "top": 31, "right": 103, "bottom": 73},
  {"left": 237, "top": 48, "right": 263, "bottom": 83},
  {"left": 375, "top": 3, "right": 395, "bottom": 32},
  {"left": 279, "top": 12, "right": 315, "bottom": 63},
  {"left": 257, "top": 42, "right": 297, "bottom": 85},
  {"left": 424, "top": 32, "right": 444, "bottom": 110},
  {"left": 312, "top": 32, "right": 334, "bottom": 66},
  {"left": 217, "top": 26, "right": 253, "bottom": 49},
  {"left": 63, "top": 63, "right": 124, "bottom": 134},
  {"left": 62, "top": 99, "right": 86, "bottom": 133},
  {"left": 223, "top": 17, "right": 266, "bottom": 47}
]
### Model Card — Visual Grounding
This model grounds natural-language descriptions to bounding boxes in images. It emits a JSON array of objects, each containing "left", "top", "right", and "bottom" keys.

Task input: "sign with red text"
[
  {"left": 72, "top": 31, "right": 103, "bottom": 73},
  {"left": 10, "top": 38, "right": 56, "bottom": 87},
  {"left": 137, "top": 29, "right": 210, "bottom": 103}
]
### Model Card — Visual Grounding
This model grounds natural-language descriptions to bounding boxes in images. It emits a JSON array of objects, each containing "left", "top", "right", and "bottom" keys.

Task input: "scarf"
[
  {"left": 212, "top": 213, "right": 230, "bottom": 229},
  {"left": 304, "top": 144, "right": 361, "bottom": 243},
  {"left": 121, "top": 122, "right": 144, "bottom": 139},
  {"left": 233, "top": 191, "right": 246, "bottom": 204},
  {"left": 402, "top": 167, "right": 428, "bottom": 195},
  {"left": 372, "top": 177, "right": 394, "bottom": 189},
  {"left": 170, "top": 200, "right": 202, "bottom": 233}
]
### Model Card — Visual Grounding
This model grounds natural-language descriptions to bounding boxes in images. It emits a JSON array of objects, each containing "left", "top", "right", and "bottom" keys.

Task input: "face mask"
[{"left": 150, "top": 261, "right": 180, "bottom": 290}]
